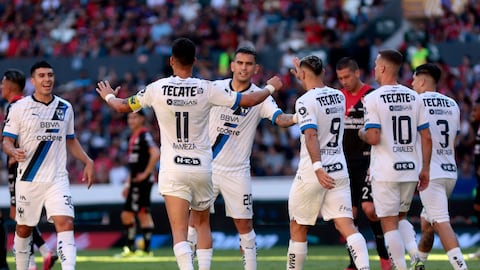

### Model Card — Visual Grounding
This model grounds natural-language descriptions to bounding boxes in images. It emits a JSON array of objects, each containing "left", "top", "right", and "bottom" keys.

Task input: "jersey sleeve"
[
  {"left": 260, "top": 96, "right": 282, "bottom": 125},
  {"left": 2, "top": 102, "right": 21, "bottom": 139},
  {"left": 363, "top": 94, "right": 380, "bottom": 130},
  {"left": 296, "top": 97, "right": 317, "bottom": 133},
  {"left": 416, "top": 96, "right": 429, "bottom": 131},
  {"left": 208, "top": 80, "right": 241, "bottom": 110},
  {"left": 66, "top": 104, "right": 75, "bottom": 139},
  {"left": 130, "top": 84, "right": 153, "bottom": 111}
]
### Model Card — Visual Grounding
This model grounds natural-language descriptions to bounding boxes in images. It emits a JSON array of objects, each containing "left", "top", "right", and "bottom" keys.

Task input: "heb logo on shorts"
[
  {"left": 174, "top": 155, "right": 201, "bottom": 166},
  {"left": 393, "top": 162, "right": 415, "bottom": 171}
]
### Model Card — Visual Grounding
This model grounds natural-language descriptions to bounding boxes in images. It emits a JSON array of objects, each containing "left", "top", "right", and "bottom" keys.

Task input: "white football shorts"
[
  {"left": 420, "top": 178, "right": 456, "bottom": 224},
  {"left": 15, "top": 179, "right": 74, "bottom": 226},
  {"left": 371, "top": 181, "right": 417, "bottom": 218},
  {"left": 289, "top": 174, "right": 352, "bottom": 225},
  {"left": 158, "top": 171, "right": 213, "bottom": 211},
  {"left": 212, "top": 171, "right": 253, "bottom": 219}
]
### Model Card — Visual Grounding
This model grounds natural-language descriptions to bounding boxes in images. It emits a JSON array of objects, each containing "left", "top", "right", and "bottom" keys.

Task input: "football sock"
[
  {"left": 346, "top": 232, "right": 370, "bottom": 270},
  {"left": 446, "top": 247, "right": 467, "bottom": 270},
  {"left": 14, "top": 232, "right": 32, "bottom": 270},
  {"left": 125, "top": 223, "right": 135, "bottom": 251},
  {"left": 173, "top": 241, "right": 194, "bottom": 270},
  {"left": 286, "top": 240, "right": 307, "bottom": 270},
  {"left": 384, "top": 230, "right": 407, "bottom": 270},
  {"left": 141, "top": 227, "right": 153, "bottom": 252},
  {"left": 57, "top": 230, "right": 76, "bottom": 270},
  {"left": 398, "top": 219, "right": 420, "bottom": 263},
  {"left": 240, "top": 230, "right": 257, "bottom": 270},
  {"left": 369, "top": 219, "right": 389, "bottom": 259},
  {"left": 196, "top": 248, "right": 213, "bottom": 270}
]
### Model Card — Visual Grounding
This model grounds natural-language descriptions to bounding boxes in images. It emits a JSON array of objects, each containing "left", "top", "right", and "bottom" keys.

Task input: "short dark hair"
[
  {"left": 30, "top": 60, "right": 53, "bottom": 75},
  {"left": 414, "top": 63, "right": 441, "bottom": 84},
  {"left": 335, "top": 57, "right": 359, "bottom": 71},
  {"left": 300, "top": 55, "right": 323, "bottom": 75},
  {"left": 378, "top": 49, "right": 403, "bottom": 67},
  {"left": 234, "top": 46, "right": 257, "bottom": 62},
  {"left": 171, "top": 37, "right": 196, "bottom": 66},
  {"left": 4, "top": 69, "right": 26, "bottom": 90}
]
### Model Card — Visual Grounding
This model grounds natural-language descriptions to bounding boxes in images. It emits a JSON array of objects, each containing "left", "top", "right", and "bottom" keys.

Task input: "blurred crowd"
[{"left": 0, "top": 0, "right": 480, "bottom": 186}]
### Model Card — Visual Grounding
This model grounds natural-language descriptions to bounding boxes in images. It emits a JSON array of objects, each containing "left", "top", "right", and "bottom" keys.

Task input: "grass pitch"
[{"left": 8, "top": 246, "right": 480, "bottom": 269}]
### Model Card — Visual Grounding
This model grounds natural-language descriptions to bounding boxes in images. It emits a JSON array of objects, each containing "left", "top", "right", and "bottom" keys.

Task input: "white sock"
[
  {"left": 446, "top": 247, "right": 468, "bottom": 270},
  {"left": 240, "top": 230, "right": 257, "bottom": 270},
  {"left": 173, "top": 241, "right": 194, "bottom": 270},
  {"left": 286, "top": 240, "right": 307, "bottom": 270},
  {"left": 57, "top": 231, "right": 76, "bottom": 270},
  {"left": 346, "top": 233, "right": 370, "bottom": 270},
  {"left": 384, "top": 230, "right": 407, "bottom": 270},
  {"left": 398, "top": 219, "right": 420, "bottom": 264},
  {"left": 187, "top": 226, "right": 198, "bottom": 246},
  {"left": 38, "top": 243, "right": 51, "bottom": 258},
  {"left": 418, "top": 250, "right": 429, "bottom": 262},
  {"left": 28, "top": 251, "right": 36, "bottom": 269},
  {"left": 197, "top": 248, "right": 213, "bottom": 270},
  {"left": 14, "top": 233, "right": 32, "bottom": 270}
]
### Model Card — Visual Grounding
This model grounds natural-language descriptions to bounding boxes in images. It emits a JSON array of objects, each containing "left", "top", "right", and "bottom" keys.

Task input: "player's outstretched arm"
[
  {"left": 239, "top": 76, "right": 283, "bottom": 107},
  {"left": 275, "top": 113, "right": 298, "bottom": 128},
  {"left": 66, "top": 138, "right": 95, "bottom": 189},
  {"left": 96, "top": 80, "right": 134, "bottom": 113}
]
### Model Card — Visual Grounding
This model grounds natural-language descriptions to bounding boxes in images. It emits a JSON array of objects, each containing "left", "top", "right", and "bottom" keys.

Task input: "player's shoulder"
[{"left": 54, "top": 95, "right": 73, "bottom": 107}]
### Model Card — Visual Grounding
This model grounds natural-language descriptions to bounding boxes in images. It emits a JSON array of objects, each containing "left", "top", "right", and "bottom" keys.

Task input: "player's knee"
[
  {"left": 53, "top": 216, "right": 74, "bottom": 232},
  {"left": 361, "top": 202, "right": 377, "bottom": 220},
  {"left": 16, "top": 224, "right": 34, "bottom": 238},
  {"left": 233, "top": 218, "right": 253, "bottom": 234}
]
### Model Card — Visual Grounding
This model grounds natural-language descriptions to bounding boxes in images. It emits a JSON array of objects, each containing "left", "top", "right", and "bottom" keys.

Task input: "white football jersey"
[
  {"left": 364, "top": 84, "right": 429, "bottom": 182},
  {"left": 2, "top": 95, "right": 74, "bottom": 182},
  {"left": 296, "top": 86, "right": 349, "bottom": 179},
  {"left": 209, "top": 79, "right": 282, "bottom": 174},
  {"left": 420, "top": 91, "right": 459, "bottom": 180},
  {"left": 135, "top": 76, "right": 240, "bottom": 173}
]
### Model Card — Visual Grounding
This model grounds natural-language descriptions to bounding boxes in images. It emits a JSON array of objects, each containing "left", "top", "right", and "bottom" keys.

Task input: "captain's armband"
[{"left": 128, "top": 96, "right": 142, "bottom": 111}]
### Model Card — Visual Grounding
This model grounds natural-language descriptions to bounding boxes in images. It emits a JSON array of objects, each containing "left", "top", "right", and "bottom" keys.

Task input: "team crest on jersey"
[
  {"left": 53, "top": 102, "right": 68, "bottom": 121},
  {"left": 233, "top": 106, "right": 250, "bottom": 116},
  {"left": 55, "top": 108, "right": 65, "bottom": 120}
]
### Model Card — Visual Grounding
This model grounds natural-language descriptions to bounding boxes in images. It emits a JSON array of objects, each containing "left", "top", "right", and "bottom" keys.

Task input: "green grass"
[{"left": 8, "top": 246, "right": 480, "bottom": 270}]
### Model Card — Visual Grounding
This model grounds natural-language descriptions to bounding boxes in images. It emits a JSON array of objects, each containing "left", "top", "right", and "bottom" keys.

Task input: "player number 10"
[{"left": 391, "top": 115, "right": 412, "bottom": 145}]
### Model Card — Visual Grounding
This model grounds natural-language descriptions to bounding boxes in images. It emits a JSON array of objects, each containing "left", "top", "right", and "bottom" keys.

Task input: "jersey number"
[
  {"left": 327, "top": 117, "right": 341, "bottom": 147},
  {"left": 436, "top": 119, "right": 449, "bottom": 148},
  {"left": 392, "top": 115, "right": 412, "bottom": 144},
  {"left": 175, "top": 112, "right": 189, "bottom": 142}
]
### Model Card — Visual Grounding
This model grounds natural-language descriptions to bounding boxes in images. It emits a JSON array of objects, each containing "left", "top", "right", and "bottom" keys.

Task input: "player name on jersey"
[{"left": 162, "top": 85, "right": 199, "bottom": 97}]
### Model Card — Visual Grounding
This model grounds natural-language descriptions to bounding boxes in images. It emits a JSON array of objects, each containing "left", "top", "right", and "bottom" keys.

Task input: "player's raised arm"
[{"left": 96, "top": 80, "right": 134, "bottom": 113}]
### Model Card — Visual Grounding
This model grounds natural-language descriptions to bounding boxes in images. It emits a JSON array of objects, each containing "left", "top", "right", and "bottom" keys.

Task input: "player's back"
[
  {"left": 137, "top": 76, "right": 239, "bottom": 173},
  {"left": 420, "top": 91, "right": 459, "bottom": 180},
  {"left": 297, "top": 86, "right": 348, "bottom": 179},
  {"left": 364, "top": 84, "right": 428, "bottom": 182}
]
